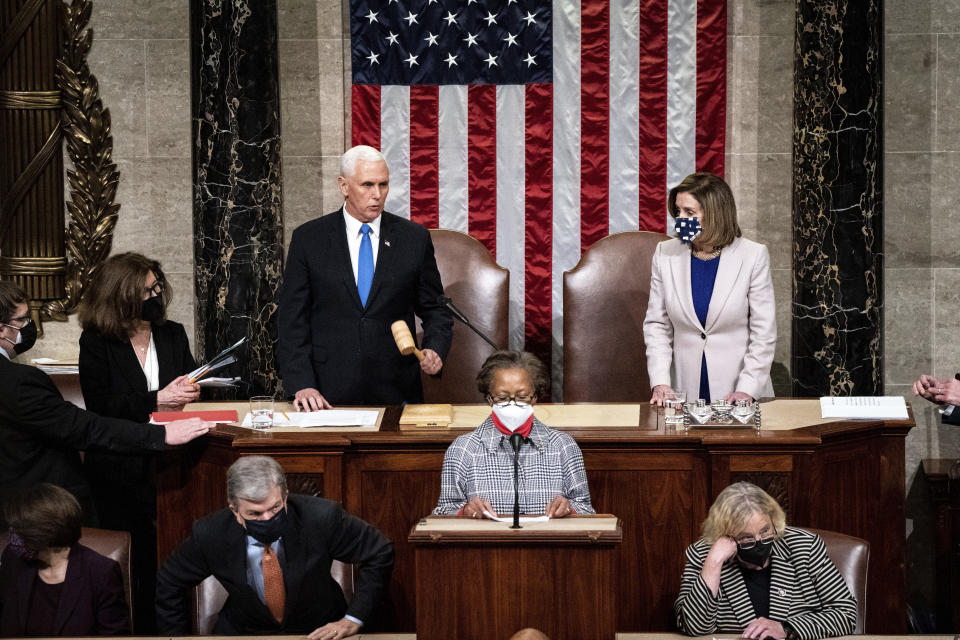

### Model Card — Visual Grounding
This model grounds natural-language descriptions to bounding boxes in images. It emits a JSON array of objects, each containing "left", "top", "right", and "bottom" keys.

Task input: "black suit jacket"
[
  {"left": 155, "top": 495, "right": 394, "bottom": 635},
  {"left": 79, "top": 322, "right": 196, "bottom": 499},
  {"left": 278, "top": 210, "right": 453, "bottom": 404},
  {"left": 79, "top": 321, "right": 196, "bottom": 423},
  {"left": 0, "top": 543, "right": 131, "bottom": 637},
  {"left": 0, "top": 355, "right": 166, "bottom": 527}
]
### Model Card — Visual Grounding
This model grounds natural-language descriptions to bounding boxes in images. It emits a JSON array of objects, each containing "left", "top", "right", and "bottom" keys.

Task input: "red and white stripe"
[{"left": 350, "top": 0, "right": 726, "bottom": 398}]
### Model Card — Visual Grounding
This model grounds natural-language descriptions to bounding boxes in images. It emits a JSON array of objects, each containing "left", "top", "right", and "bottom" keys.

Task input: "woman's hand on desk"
[
  {"left": 294, "top": 387, "right": 333, "bottom": 411},
  {"left": 545, "top": 495, "right": 573, "bottom": 518},
  {"left": 461, "top": 496, "right": 495, "bottom": 519},
  {"left": 157, "top": 375, "right": 201, "bottom": 408},
  {"left": 163, "top": 418, "right": 212, "bottom": 445},
  {"left": 742, "top": 617, "right": 786, "bottom": 639},
  {"left": 649, "top": 385, "right": 675, "bottom": 406}
]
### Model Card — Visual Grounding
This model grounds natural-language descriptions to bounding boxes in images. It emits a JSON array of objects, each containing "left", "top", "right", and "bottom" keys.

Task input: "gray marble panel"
[
  {"left": 281, "top": 157, "right": 325, "bottom": 253},
  {"left": 726, "top": 153, "right": 759, "bottom": 236},
  {"left": 319, "top": 38, "right": 347, "bottom": 156},
  {"left": 140, "top": 0, "right": 190, "bottom": 39},
  {"left": 729, "top": 0, "right": 794, "bottom": 36},
  {"left": 884, "top": 0, "right": 933, "bottom": 34},
  {"left": 770, "top": 267, "right": 792, "bottom": 397},
  {"left": 885, "top": 268, "right": 933, "bottom": 386},
  {"left": 279, "top": 39, "right": 323, "bottom": 157},
  {"left": 726, "top": 37, "right": 760, "bottom": 155},
  {"left": 87, "top": 40, "right": 146, "bottom": 159},
  {"left": 933, "top": 0, "right": 960, "bottom": 32},
  {"left": 937, "top": 36, "right": 960, "bottom": 152},
  {"left": 727, "top": 36, "right": 792, "bottom": 155},
  {"left": 885, "top": 152, "right": 933, "bottom": 268},
  {"left": 278, "top": 0, "right": 318, "bottom": 39},
  {"left": 933, "top": 268, "right": 960, "bottom": 379},
  {"left": 318, "top": 0, "right": 345, "bottom": 38},
  {"left": 885, "top": 35, "right": 936, "bottom": 154},
  {"left": 146, "top": 40, "right": 191, "bottom": 157},
  {"left": 754, "top": 153, "right": 792, "bottom": 270},
  {"left": 321, "top": 154, "right": 346, "bottom": 213},
  {"left": 930, "top": 152, "right": 960, "bottom": 267}
]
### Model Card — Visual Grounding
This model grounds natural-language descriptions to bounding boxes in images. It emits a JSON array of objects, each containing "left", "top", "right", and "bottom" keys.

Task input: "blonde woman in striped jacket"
[{"left": 675, "top": 482, "right": 856, "bottom": 640}]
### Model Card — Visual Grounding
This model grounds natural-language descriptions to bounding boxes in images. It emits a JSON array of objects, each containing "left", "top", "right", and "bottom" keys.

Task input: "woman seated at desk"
[
  {"left": 675, "top": 481, "right": 856, "bottom": 639},
  {"left": 0, "top": 484, "right": 130, "bottom": 637},
  {"left": 432, "top": 350, "right": 594, "bottom": 518}
]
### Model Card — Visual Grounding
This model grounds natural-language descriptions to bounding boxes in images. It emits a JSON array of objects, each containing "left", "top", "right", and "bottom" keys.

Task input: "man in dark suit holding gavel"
[{"left": 277, "top": 145, "right": 453, "bottom": 409}]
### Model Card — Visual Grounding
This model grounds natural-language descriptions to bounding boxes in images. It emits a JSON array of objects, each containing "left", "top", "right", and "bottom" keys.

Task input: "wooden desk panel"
[{"left": 157, "top": 401, "right": 913, "bottom": 634}]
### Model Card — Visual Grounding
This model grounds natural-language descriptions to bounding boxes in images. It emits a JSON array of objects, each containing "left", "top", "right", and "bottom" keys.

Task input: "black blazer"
[
  {"left": 278, "top": 210, "right": 453, "bottom": 405},
  {"left": 155, "top": 495, "right": 394, "bottom": 635},
  {"left": 0, "top": 544, "right": 131, "bottom": 637},
  {"left": 0, "top": 355, "right": 166, "bottom": 527},
  {"left": 79, "top": 322, "right": 196, "bottom": 495},
  {"left": 79, "top": 320, "right": 196, "bottom": 423}
]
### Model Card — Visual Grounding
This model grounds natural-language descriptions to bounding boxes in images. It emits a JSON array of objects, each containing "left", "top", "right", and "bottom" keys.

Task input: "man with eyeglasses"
[
  {"left": 0, "top": 280, "right": 213, "bottom": 528},
  {"left": 432, "top": 350, "right": 594, "bottom": 518}
]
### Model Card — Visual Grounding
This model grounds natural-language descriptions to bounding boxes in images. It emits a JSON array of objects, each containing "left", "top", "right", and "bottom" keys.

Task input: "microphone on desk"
[
  {"left": 509, "top": 432, "right": 524, "bottom": 529},
  {"left": 438, "top": 296, "right": 501, "bottom": 352}
]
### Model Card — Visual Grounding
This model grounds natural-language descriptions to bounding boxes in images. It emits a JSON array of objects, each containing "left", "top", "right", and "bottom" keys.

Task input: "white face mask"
[{"left": 492, "top": 403, "right": 534, "bottom": 431}]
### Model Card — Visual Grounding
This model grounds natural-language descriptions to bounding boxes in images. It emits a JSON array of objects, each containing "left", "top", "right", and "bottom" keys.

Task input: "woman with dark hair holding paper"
[{"left": 77, "top": 252, "right": 199, "bottom": 632}]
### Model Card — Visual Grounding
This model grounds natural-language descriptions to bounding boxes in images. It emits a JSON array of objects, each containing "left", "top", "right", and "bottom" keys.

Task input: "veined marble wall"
[{"left": 27, "top": 0, "right": 194, "bottom": 361}]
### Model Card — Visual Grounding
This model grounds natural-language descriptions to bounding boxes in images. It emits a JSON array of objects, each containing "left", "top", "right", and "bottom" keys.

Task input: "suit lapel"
[
  {"left": 666, "top": 244, "right": 704, "bottom": 331},
  {"left": 224, "top": 524, "right": 277, "bottom": 625},
  {"left": 115, "top": 335, "right": 148, "bottom": 391},
  {"left": 704, "top": 238, "right": 744, "bottom": 332},
  {"left": 366, "top": 212, "right": 397, "bottom": 308},
  {"left": 768, "top": 540, "right": 796, "bottom": 622},
  {"left": 719, "top": 560, "right": 758, "bottom": 628},
  {"left": 153, "top": 324, "right": 176, "bottom": 386},
  {"left": 279, "top": 507, "right": 307, "bottom": 619},
  {"left": 330, "top": 212, "right": 365, "bottom": 311},
  {"left": 53, "top": 546, "right": 84, "bottom": 634}
]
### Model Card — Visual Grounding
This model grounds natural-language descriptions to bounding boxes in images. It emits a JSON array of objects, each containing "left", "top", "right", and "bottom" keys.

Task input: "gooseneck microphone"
[
  {"left": 509, "top": 432, "right": 524, "bottom": 529},
  {"left": 438, "top": 296, "right": 501, "bottom": 352}
]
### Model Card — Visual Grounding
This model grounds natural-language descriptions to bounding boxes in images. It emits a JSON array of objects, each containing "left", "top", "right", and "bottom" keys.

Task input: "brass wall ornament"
[
  {"left": 43, "top": 0, "right": 120, "bottom": 321},
  {"left": 0, "top": 0, "right": 119, "bottom": 330}
]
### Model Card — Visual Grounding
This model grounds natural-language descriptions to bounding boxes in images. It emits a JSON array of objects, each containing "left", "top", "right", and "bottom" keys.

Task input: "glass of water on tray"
[{"left": 250, "top": 396, "right": 274, "bottom": 430}]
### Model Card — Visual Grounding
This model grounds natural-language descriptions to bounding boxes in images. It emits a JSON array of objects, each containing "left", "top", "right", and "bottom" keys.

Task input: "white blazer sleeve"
[
  {"left": 735, "top": 244, "right": 777, "bottom": 399},
  {"left": 643, "top": 242, "right": 674, "bottom": 390}
]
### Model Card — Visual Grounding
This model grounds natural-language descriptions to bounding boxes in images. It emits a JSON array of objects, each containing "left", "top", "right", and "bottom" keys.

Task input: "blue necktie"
[{"left": 357, "top": 223, "right": 373, "bottom": 306}]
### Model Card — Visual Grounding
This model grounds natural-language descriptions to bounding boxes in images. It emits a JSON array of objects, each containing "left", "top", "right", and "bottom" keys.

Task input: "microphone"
[
  {"left": 509, "top": 432, "right": 524, "bottom": 529},
  {"left": 438, "top": 295, "right": 501, "bottom": 352}
]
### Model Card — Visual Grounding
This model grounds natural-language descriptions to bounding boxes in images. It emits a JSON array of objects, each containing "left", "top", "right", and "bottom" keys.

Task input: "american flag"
[{"left": 349, "top": 0, "right": 726, "bottom": 397}]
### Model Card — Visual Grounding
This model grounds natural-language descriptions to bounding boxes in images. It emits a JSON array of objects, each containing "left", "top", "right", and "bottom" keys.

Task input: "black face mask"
[
  {"left": 140, "top": 296, "right": 164, "bottom": 323},
  {"left": 737, "top": 538, "right": 775, "bottom": 567},
  {"left": 2, "top": 320, "right": 37, "bottom": 355},
  {"left": 242, "top": 507, "right": 290, "bottom": 545}
]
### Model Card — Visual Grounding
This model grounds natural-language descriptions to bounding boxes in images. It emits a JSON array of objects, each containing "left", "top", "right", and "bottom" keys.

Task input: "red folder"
[{"left": 149, "top": 410, "right": 238, "bottom": 424}]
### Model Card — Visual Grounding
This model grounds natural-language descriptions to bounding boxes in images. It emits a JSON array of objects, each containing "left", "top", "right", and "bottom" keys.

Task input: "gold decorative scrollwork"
[{"left": 41, "top": 0, "right": 120, "bottom": 321}]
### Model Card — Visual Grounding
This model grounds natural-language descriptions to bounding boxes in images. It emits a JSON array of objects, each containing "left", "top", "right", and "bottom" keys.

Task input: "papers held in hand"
[
  {"left": 819, "top": 396, "right": 908, "bottom": 420},
  {"left": 240, "top": 409, "right": 380, "bottom": 428},
  {"left": 188, "top": 337, "right": 245, "bottom": 384}
]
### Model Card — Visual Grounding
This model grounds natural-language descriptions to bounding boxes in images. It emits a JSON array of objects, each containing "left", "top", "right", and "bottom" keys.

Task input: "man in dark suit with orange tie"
[{"left": 277, "top": 145, "right": 452, "bottom": 409}]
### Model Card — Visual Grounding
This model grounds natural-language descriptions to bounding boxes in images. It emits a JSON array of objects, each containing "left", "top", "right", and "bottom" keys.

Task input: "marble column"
[
  {"left": 191, "top": 0, "right": 284, "bottom": 397},
  {"left": 792, "top": 0, "right": 883, "bottom": 396}
]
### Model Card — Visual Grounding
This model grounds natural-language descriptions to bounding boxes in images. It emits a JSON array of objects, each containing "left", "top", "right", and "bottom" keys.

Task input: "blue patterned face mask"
[{"left": 674, "top": 217, "right": 702, "bottom": 244}]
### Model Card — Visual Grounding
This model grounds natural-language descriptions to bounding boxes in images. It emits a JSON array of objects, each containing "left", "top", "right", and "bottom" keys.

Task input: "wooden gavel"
[{"left": 391, "top": 320, "right": 424, "bottom": 361}]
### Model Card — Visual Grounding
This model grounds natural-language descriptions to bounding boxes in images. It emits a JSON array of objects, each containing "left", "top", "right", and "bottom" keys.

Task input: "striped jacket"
[{"left": 675, "top": 527, "right": 857, "bottom": 639}]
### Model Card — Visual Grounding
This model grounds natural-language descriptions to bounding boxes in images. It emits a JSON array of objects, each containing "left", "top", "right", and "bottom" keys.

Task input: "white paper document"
[
  {"left": 819, "top": 396, "right": 908, "bottom": 420},
  {"left": 241, "top": 409, "right": 379, "bottom": 428},
  {"left": 482, "top": 510, "right": 550, "bottom": 523}
]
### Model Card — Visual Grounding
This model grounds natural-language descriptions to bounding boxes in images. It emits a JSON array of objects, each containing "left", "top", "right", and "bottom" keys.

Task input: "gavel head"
[{"left": 391, "top": 320, "right": 417, "bottom": 356}]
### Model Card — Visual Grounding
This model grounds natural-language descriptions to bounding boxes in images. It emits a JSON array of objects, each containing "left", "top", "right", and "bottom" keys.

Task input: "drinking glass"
[
  {"left": 250, "top": 396, "right": 274, "bottom": 430},
  {"left": 664, "top": 391, "right": 687, "bottom": 427}
]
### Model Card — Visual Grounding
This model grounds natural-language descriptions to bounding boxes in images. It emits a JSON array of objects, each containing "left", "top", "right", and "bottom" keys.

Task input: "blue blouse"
[{"left": 691, "top": 254, "right": 720, "bottom": 401}]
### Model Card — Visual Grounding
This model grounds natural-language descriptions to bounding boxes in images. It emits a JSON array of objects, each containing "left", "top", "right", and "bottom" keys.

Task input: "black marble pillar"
[
  {"left": 792, "top": 0, "right": 883, "bottom": 397},
  {"left": 191, "top": 0, "right": 284, "bottom": 397}
]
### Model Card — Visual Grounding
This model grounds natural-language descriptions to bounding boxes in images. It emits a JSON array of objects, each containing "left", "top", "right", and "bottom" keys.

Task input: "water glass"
[
  {"left": 664, "top": 391, "right": 687, "bottom": 426},
  {"left": 250, "top": 396, "right": 274, "bottom": 430}
]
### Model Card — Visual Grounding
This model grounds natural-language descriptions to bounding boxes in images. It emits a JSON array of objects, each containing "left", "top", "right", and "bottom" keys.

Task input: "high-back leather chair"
[
  {"left": 562, "top": 230, "right": 669, "bottom": 402},
  {"left": 0, "top": 527, "right": 133, "bottom": 629},
  {"left": 805, "top": 528, "right": 869, "bottom": 633},
  {"left": 191, "top": 560, "right": 354, "bottom": 634},
  {"left": 417, "top": 229, "right": 509, "bottom": 403}
]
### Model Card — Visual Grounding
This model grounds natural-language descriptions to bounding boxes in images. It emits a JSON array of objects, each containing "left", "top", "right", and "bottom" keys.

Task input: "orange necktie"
[{"left": 261, "top": 544, "right": 285, "bottom": 623}]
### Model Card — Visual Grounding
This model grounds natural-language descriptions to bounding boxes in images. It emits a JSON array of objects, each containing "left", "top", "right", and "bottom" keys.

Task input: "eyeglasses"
[
  {"left": 487, "top": 393, "right": 535, "bottom": 407},
  {"left": 735, "top": 530, "right": 777, "bottom": 550},
  {"left": 145, "top": 280, "right": 166, "bottom": 297},
  {"left": 1, "top": 317, "right": 32, "bottom": 331}
]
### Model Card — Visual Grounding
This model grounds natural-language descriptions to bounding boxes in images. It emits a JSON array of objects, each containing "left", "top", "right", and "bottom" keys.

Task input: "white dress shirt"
[
  {"left": 139, "top": 334, "right": 160, "bottom": 391},
  {"left": 342, "top": 207, "right": 382, "bottom": 284}
]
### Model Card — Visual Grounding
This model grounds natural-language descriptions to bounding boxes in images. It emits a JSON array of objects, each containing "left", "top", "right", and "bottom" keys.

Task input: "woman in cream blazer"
[{"left": 644, "top": 173, "right": 776, "bottom": 404}]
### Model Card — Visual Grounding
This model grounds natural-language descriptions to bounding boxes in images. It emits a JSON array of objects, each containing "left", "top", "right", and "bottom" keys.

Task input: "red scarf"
[{"left": 490, "top": 412, "right": 534, "bottom": 439}]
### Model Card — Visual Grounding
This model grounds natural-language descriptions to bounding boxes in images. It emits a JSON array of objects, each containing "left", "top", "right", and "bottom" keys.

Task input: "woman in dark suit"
[
  {"left": 77, "top": 252, "right": 200, "bottom": 632},
  {"left": 675, "top": 482, "right": 856, "bottom": 639},
  {"left": 0, "top": 483, "right": 130, "bottom": 637}
]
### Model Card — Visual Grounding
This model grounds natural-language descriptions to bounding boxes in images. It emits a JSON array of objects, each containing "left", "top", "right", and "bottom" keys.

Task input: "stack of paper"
[
  {"left": 188, "top": 338, "right": 244, "bottom": 384},
  {"left": 240, "top": 409, "right": 380, "bottom": 428},
  {"left": 31, "top": 358, "right": 79, "bottom": 374},
  {"left": 819, "top": 396, "right": 908, "bottom": 420}
]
